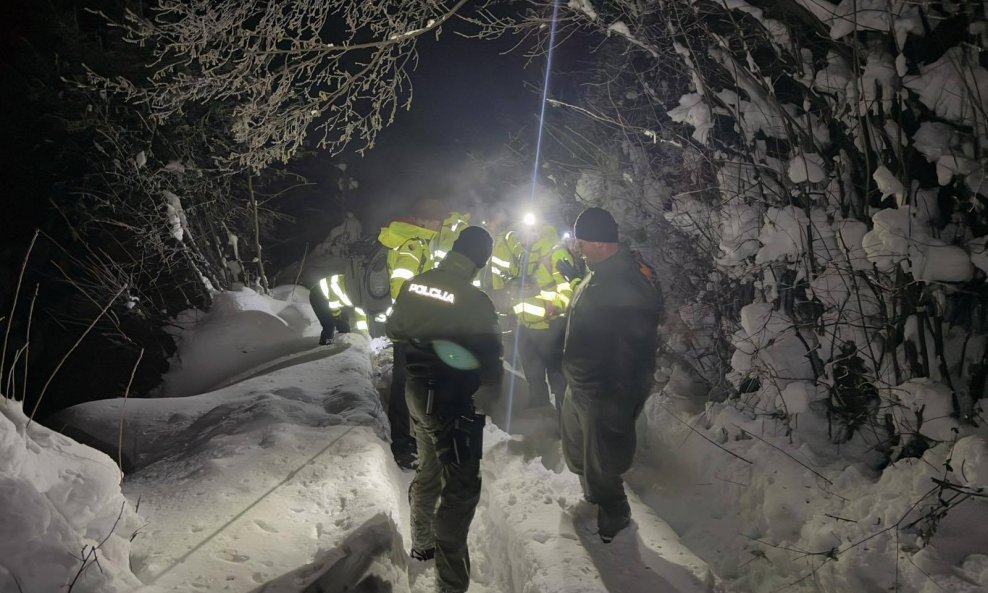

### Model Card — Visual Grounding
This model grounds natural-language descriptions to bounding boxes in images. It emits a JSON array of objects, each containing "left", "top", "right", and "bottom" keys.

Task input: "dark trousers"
[
  {"left": 518, "top": 319, "right": 567, "bottom": 409},
  {"left": 406, "top": 377, "right": 483, "bottom": 593},
  {"left": 561, "top": 387, "right": 648, "bottom": 514},
  {"left": 309, "top": 288, "right": 350, "bottom": 340},
  {"left": 389, "top": 342, "right": 416, "bottom": 455}
]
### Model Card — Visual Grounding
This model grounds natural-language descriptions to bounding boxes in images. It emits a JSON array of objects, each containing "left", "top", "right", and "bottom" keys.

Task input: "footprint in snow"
[{"left": 254, "top": 519, "right": 278, "bottom": 533}]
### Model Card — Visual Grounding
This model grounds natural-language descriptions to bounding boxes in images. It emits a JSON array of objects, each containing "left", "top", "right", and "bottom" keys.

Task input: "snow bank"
[
  {"left": 54, "top": 331, "right": 395, "bottom": 592},
  {"left": 0, "top": 400, "right": 142, "bottom": 592},
  {"left": 891, "top": 379, "right": 960, "bottom": 442},
  {"left": 158, "top": 286, "right": 321, "bottom": 397},
  {"left": 635, "top": 393, "right": 988, "bottom": 593}
]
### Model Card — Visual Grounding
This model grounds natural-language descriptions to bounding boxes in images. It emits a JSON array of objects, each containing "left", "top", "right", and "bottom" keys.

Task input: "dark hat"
[
  {"left": 452, "top": 226, "right": 494, "bottom": 267},
  {"left": 573, "top": 207, "right": 618, "bottom": 243}
]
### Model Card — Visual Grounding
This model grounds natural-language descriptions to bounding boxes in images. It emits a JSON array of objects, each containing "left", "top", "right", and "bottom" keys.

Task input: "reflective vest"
[
  {"left": 378, "top": 221, "right": 437, "bottom": 301},
  {"left": 489, "top": 231, "right": 522, "bottom": 291},
  {"left": 318, "top": 273, "right": 370, "bottom": 333},
  {"left": 430, "top": 212, "right": 471, "bottom": 262},
  {"left": 506, "top": 225, "right": 575, "bottom": 330}
]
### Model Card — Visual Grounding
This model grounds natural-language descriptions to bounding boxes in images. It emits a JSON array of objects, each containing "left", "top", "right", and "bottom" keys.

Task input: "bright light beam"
[{"left": 506, "top": 0, "right": 561, "bottom": 434}]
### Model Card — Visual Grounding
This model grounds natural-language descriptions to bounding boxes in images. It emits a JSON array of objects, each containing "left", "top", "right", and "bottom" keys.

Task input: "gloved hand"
[{"left": 556, "top": 259, "right": 583, "bottom": 283}]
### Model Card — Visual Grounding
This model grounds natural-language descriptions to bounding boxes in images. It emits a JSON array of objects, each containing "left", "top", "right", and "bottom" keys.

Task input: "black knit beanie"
[
  {"left": 573, "top": 207, "right": 618, "bottom": 243},
  {"left": 452, "top": 226, "right": 494, "bottom": 267}
]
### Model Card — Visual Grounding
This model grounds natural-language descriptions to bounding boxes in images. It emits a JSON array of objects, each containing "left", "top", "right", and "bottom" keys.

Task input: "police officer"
[
  {"left": 386, "top": 226, "right": 502, "bottom": 593},
  {"left": 561, "top": 207, "right": 662, "bottom": 543}
]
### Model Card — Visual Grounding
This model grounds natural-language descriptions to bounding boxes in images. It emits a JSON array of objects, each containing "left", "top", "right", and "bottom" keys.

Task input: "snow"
[
  {"left": 0, "top": 400, "right": 142, "bottom": 592},
  {"left": 567, "top": 0, "right": 598, "bottom": 21},
  {"left": 163, "top": 190, "right": 188, "bottom": 242},
  {"left": 892, "top": 379, "right": 961, "bottom": 442},
  {"left": 787, "top": 151, "right": 827, "bottom": 183},
  {"left": 905, "top": 47, "right": 988, "bottom": 129},
  {"left": 716, "top": 200, "right": 762, "bottom": 267},
  {"left": 667, "top": 93, "right": 713, "bottom": 143},
  {"left": 13, "top": 288, "right": 720, "bottom": 593},
  {"left": 755, "top": 206, "right": 836, "bottom": 265},
  {"left": 873, "top": 164, "right": 906, "bottom": 204},
  {"left": 5, "top": 280, "right": 987, "bottom": 593}
]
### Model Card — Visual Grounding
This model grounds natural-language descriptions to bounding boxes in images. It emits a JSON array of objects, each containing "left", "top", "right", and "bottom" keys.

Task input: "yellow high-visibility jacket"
[
  {"left": 378, "top": 221, "right": 437, "bottom": 300},
  {"left": 430, "top": 212, "right": 471, "bottom": 263},
  {"left": 489, "top": 230, "right": 522, "bottom": 291},
  {"left": 317, "top": 273, "right": 369, "bottom": 333},
  {"left": 506, "top": 225, "right": 576, "bottom": 330}
]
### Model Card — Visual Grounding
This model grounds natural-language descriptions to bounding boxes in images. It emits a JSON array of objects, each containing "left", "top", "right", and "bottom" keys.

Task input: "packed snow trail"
[{"left": 47, "top": 287, "right": 715, "bottom": 593}]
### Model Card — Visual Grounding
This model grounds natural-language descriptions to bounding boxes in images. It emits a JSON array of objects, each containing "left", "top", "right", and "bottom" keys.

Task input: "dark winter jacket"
[
  {"left": 563, "top": 246, "right": 662, "bottom": 403},
  {"left": 386, "top": 251, "right": 503, "bottom": 414}
]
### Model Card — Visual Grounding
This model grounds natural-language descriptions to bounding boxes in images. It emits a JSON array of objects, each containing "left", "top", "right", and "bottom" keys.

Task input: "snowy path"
[{"left": 54, "top": 333, "right": 715, "bottom": 593}]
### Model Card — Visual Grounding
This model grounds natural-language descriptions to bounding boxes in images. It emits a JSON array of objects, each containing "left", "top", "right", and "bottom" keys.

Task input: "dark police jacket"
[
  {"left": 563, "top": 246, "right": 662, "bottom": 403},
  {"left": 386, "top": 251, "right": 503, "bottom": 414}
]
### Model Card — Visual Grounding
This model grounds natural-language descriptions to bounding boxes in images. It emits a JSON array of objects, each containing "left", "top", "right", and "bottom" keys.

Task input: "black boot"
[
  {"left": 598, "top": 503, "right": 631, "bottom": 543},
  {"left": 410, "top": 547, "right": 435, "bottom": 561}
]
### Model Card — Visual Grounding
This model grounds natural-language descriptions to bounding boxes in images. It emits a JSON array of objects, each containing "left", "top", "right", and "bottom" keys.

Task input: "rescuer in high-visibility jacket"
[
  {"left": 504, "top": 223, "right": 580, "bottom": 410},
  {"left": 378, "top": 199, "right": 446, "bottom": 470},
  {"left": 386, "top": 226, "right": 502, "bottom": 593},
  {"left": 309, "top": 273, "right": 370, "bottom": 345},
  {"left": 430, "top": 211, "right": 471, "bottom": 265}
]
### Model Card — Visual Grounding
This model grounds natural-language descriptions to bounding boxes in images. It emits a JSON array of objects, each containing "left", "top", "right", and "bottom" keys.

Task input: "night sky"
[{"left": 289, "top": 30, "right": 545, "bottom": 247}]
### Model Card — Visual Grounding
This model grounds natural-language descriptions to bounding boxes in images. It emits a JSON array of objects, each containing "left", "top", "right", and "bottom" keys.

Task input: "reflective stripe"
[
  {"left": 386, "top": 306, "right": 393, "bottom": 316},
  {"left": 374, "top": 313, "right": 388, "bottom": 322},
  {"left": 492, "top": 268, "right": 506, "bottom": 277},
  {"left": 513, "top": 302, "right": 546, "bottom": 317},
  {"left": 391, "top": 268, "right": 415, "bottom": 280},
  {"left": 491, "top": 256, "right": 511, "bottom": 268},
  {"left": 330, "top": 274, "right": 353, "bottom": 307},
  {"left": 355, "top": 320, "right": 369, "bottom": 331},
  {"left": 472, "top": 279, "right": 481, "bottom": 287},
  {"left": 557, "top": 293, "right": 571, "bottom": 307},
  {"left": 539, "top": 290, "right": 557, "bottom": 301},
  {"left": 318, "top": 278, "right": 331, "bottom": 299},
  {"left": 328, "top": 300, "right": 342, "bottom": 310},
  {"left": 434, "top": 249, "right": 447, "bottom": 260},
  {"left": 354, "top": 307, "right": 366, "bottom": 316},
  {"left": 556, "top": 281, "right": 572, "bottom": 292}
]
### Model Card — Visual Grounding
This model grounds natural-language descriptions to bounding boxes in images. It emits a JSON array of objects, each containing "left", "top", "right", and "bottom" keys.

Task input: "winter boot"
[
  {"left": 394, "top": 447, "right": 419, "bottom": 471},
  {"left": 410, "top": 547, "right": 435, "bottom": 561},
  {"left": 597, "top": 503, "right": 631, "bottom": 543},
  {"left": 319, "top": 328, "right": 335, "bottom": 346}
]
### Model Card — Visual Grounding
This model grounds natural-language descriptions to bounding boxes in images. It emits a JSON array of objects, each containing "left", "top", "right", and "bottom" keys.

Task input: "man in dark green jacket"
[
  {"left": 386, "top": 226, "right": 502, "bottom": 593},
  {"left": 561, "top": 207, "right": 662, "bottom": 543}
]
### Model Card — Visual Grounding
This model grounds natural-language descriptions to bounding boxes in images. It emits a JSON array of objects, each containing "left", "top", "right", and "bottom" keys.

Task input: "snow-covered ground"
[{"left": 4, "top": 286, "right": 986, "bottom": 592}]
